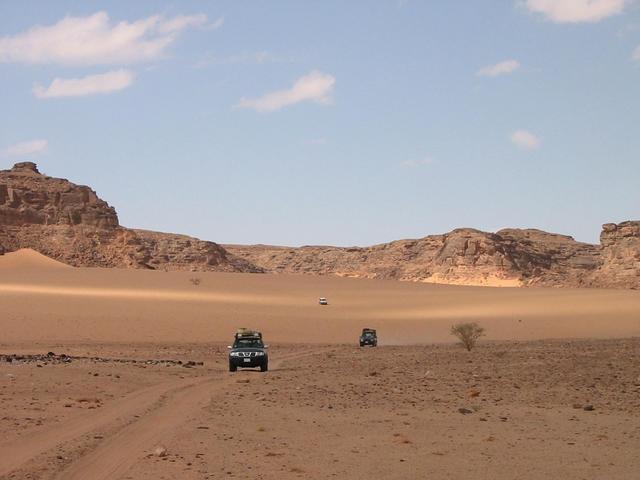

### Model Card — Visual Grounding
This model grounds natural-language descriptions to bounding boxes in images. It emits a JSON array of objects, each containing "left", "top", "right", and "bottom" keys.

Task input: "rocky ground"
[{"left": 1, "top": 339, "right": 639, "bottom": 479}]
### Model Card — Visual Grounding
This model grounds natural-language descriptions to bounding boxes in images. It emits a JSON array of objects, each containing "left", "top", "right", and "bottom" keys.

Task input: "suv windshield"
[{"left": 233, "top": 338, "right": 264, "bottom": 349}]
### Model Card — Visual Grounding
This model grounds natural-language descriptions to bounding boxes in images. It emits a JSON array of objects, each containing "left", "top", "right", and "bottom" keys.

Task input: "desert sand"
[
  {"left": 1, "top": 249, "right": 639, "bottom": 479},
  {"left": 2, "top": 249, "right": 640, "bottom": 346}
]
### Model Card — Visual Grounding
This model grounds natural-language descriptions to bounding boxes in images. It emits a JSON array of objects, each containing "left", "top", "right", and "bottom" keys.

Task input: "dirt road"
[{"left": 0, "top": 348, "right": 322, "bottom": 480}]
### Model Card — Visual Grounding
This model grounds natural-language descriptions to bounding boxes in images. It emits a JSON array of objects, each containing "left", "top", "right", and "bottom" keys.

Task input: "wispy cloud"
[
  {"left": 195, "top": 50, "right": 294, "bottom": 68},
  {"left": 510, "top": 130, "right": 541, "bottom": 150},
  {"left": 157, "top": 14, "right": 213, "bottom": 33},
  {"left": 2, "top": 139, "right": 48, "bottom": 157},
  {"left": 208, "top": 17, "right": 225, "bottom": 30},
  {"left": 33, "top": 69, "right": 134, "bottom": 98},
  {"left": 236, "top": 71, "right": 335, "bottom": 113},
  {"left": 0, "top": 11, "right": 217, "bottom": 66},
  {"left": 477, "top": 59, "right": 521, "bottom": 77},
  {"left": 401, "top": 156, "right": 434, "bottom": 168},
  {"left": 524, "top": 0, "right": 627, "bottom": 23}
]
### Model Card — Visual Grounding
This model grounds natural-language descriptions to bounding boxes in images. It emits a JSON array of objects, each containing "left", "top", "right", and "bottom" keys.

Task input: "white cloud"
[
  {"left": 525, "top": 0, "right": 627, "bottom": 23},
  {"left": 207, "top": 17, "right": 225, "bottom": 31},
  {"left": 0, "top": 11, "right": 217, "bottom": 66},
  {"left": 194, "top": 50, "right": 294, "bottom": 68},
  {"left": 157, "top": 14, "right": 210, "bottom": 33},
  {"left": 477, "top": 59, "right": 521, "bottom": 77},
  {"left": 236, "top": 71, "right": 335, "bottom": 113},
  {"left": 511, "top": 130, "right": 541, "bottom": 150},
  {"left": 33, "top": 69, "right": 134, "bottom": 98},
  {"left": 2, "top": 139, "right": 48, "bottom": 157},
  {"left": 401, "top": 156, "right": 434, "bottom": 167}
]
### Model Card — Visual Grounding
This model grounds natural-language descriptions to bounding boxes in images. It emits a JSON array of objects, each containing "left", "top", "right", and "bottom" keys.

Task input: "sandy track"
[
  {"left": 29, "top": 350, "right": 323, "bottom": 480},
  {"left": 56, "top": 376, "right": 218, "bottom": 480},
  {"left": 0, "top": 378, "right": 195, "bottom": 478}
]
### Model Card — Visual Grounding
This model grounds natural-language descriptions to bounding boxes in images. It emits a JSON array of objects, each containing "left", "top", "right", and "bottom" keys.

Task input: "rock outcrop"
[
  {"left": 596, "top": 222, "right": 640, "bottom": 288},
  {"left": 0, "top": 163, "right": 261, "bottom": 272},
  {"left": 2, "top": 162, "right": 638, "bottom": 287},
  {"left": 0, "top": 162, "right": 118, "bottom": 229},
  {"left": 226, "top": 224, "right": 639, "bottom": 288}
]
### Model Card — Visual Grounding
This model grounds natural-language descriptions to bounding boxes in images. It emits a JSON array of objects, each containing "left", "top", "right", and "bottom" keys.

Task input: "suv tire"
[
  {"left": 229, "top": 363, "right": 237, "bottom": 372},
  {"left": 260, "top": 363, "right": 268, "bottom": 372}
]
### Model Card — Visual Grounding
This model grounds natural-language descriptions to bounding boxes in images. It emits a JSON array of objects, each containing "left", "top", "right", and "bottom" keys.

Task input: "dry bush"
[
  {"left": 450, "top": 322, "right": 485, "bottom": 351},
  {"left": 189, "top": 277, "right": 202, "bottom": 286}
]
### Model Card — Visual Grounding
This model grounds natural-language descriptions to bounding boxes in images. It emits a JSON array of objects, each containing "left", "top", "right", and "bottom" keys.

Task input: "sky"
[{"left": 1, "top": 0, "right": 639, "bottom": 246}]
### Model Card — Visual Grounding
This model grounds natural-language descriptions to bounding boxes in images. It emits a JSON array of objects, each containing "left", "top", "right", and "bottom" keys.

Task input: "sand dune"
[
  {"left": 1, "top": 256, "right": 639, "bottom": 345},
  {"left": 0, "top": 248, "right": 70, "bottom": 270}
]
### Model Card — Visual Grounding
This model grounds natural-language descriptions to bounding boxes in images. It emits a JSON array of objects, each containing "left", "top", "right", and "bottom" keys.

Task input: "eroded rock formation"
[
  {"left": 226, "top": 224, "right": 639, "bottom": 288},
  {"left": 2, "top": 162, "right": 638, "bottom": 287},
  {"left": 0, "top": 163, "right": 261, "bottom": 272},
  {"left": 596, "top": 222, "right": 640, "bottom": 288}
]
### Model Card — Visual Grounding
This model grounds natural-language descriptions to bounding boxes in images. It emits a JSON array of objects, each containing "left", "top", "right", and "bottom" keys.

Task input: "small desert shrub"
[
  {"left": 450, "top": 322, "right": 485, "bottom": 351},
  {"left": 189, "top": 277, "right": 202, "bottom": 286}
]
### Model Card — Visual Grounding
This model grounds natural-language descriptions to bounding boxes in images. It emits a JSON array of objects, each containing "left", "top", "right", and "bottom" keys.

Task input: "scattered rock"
[
  {"left": 458, "top": 408, "right": 473, "bottom": 415},
  {"left": 153, "top": 445, "right": 168, "bottom": 457},
  {"left": 0, "top": 352, "right": 201, "bottom": 368}
]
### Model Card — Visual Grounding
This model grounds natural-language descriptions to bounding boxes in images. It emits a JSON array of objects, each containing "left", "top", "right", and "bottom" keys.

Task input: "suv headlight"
[
  {"left": 229, "top": 352, "right": 241, "bottom": 357},
  {"left": 254, "top": 351, "right": 265, "bottom": 356}
]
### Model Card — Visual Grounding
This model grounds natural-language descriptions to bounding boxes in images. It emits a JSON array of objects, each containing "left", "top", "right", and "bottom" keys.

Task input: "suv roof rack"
[{"left": 235, "top": 328, "right": 262, "bottom": 339}]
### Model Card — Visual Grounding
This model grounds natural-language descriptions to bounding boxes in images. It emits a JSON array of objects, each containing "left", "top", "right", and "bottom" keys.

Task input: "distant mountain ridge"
[
  {"left": 1, "top": 162, "right": 638, "bottom": 288},
  {"left": 226, "top": 225, "right": 639, "bottom": 288}
]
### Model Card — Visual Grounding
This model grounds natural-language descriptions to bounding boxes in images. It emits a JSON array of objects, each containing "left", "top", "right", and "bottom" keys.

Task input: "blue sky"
[{"left": 1, "top": 1, "right": 639, "bottom": 246}]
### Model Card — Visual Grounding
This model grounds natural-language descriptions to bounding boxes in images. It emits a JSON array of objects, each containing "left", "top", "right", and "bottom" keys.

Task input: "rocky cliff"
[
  {"left": 1, "top": 162, "right": 638, "bottom": 288},
  {"left": 226, "top": 224, "right": 640, "bottom": 288},
  {"left": 596, "top": 222, "right": 640, "bottom": 288},
  {"left": 0, "top": 162, "right": 261, "bottom": 272}
]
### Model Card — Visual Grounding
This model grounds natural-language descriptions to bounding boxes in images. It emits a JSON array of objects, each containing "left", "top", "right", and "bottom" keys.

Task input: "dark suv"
[
  {"left": 228, "top": 329, "right": 269, "bottom": 372},
  {"left": 359, "top": 328, "right": 378, "bottom": 347}
]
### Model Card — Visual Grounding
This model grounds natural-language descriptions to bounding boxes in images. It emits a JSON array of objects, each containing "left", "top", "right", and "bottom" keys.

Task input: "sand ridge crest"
[{"left": 0, "top": 248, "right": 71, "bottom": 269}]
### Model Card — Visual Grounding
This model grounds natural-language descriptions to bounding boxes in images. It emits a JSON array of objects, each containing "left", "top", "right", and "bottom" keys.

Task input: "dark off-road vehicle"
[
  {"left": 228, "top": 329, "right": 269, "bottom": 372},
  {"left": 359, "top": 328, "right": 378, "bottom": 347}
]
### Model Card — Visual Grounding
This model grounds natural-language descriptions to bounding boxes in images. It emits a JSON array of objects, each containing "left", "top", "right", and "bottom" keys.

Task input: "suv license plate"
[{"left": 243, "top": 358, "right": 251, "bottom": 363}]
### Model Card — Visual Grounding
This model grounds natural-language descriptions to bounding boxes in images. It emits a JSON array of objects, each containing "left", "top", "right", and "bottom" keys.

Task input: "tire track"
[
  {"left": 0, "top": 377, "right": 201, "bottom": 478},
  {"left": 53, "top": 348, "right": 329, "bottom": 480}
]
